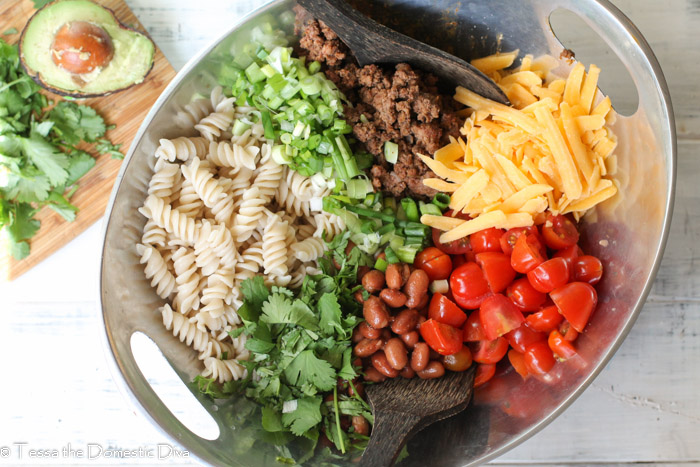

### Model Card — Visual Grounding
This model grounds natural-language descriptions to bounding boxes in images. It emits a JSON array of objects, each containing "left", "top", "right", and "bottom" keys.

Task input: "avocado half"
[{"left": 19, "top": 0, "right": 155, "bottom": 98}]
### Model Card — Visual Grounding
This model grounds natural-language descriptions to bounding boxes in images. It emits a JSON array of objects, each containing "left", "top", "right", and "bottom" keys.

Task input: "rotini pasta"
[{"left": 137, "top": 244, "right": 176, "bottom": 299}]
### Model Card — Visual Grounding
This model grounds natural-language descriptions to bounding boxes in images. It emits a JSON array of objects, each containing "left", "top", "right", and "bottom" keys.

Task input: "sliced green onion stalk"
[
  {"left": 232, "top": 119, "right": 251, "bottom": 136},
  {"left": 374, "top": 257, "right": 388, "bottom": 272},
  {"left": 401, "top": 198, "right": 419, "bottom": 223},
  {"left": 384, "top": 246, "right": 400, "bottom": 264},
  {"left": 432, "top": 193, "right": 451, "bottom": 210},
  {"left": 384, "top": 140, "right": 399, "bottom": 164},
  {"left": 346, "top": 178, "right": 373, "bottom": 199},
  {"left": 403, "top": 222, "right": 430, "bottom": 238},
  {"left": 430, "top": 279, "right": 449, "bottom": 294},
  {"left": 261, "top": 111, "right": 275, "bottom": 139},
  {"left": 419, "top": 200, "right": 442, "bottom": 217},
  {"left": 396, "top": 245, "right": 420, "bottom": 264}
]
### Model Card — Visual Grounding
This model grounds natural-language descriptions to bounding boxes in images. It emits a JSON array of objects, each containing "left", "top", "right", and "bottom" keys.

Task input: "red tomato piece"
[
  {"left": 541, "top": 213, "right": 580, "bottom": 250},
  {"left": 511, "top": 233, "right": 547, "bottom": 274},
  {"left": 431, "top": 227, "right": 471, "bottom": 255},
  {"left": 429, "top": 293, "right": 467, "bottom": 328},
  {"left": 476, "top": 252, "right": 517, "bottom": 293},
  {"left": 499, "top": 226, "right": 539, "bottom": 256},
  {"left": 473, "top": 363, "right": 496, "bottom": 387},
  {"left": 507, "top": 277, "right": 547, "bottom": 312},
  {"left": 526, "top": 305, "right": 564, "bottom": 333},
  {"left": 506, "top": 322, "right": 546, "bottom": 353},
  {"left": 450, "top": 262, "right": 492, "bottom": 309},
  {"left": 470, "top": 227, "right": 504, "bottom": 253},
  {"left": 573, "top": 255, "right": 604, "bottom": 285},
  {"left": 527, "top": 257, "right": 570, "bottom": 293},
  {"left": 553, "top": 244, "right": 584, "bottom": 280},
  {"left": 548, "top": 329, "right": 577, "bottom": 360},
  {"left": 415, "top": 247, "right": 453, "bottom": 281},
  {"left": 463, "top": 311, "right": 486, "bottom": 342},
  {"left": 442, "top": 345, "right": 473, "bottom": 371},
  {"left": 419, "top": 319, "right": 463, "bottom": 356},
  {"left": 524, "top": 341, "right": 556, "bottom": 375},
  {"left": 559, "top": 320, "right": 580, "bottom": 341},
  {"left": 479, "top": 294, "right": 525, "bottom": 341},
  {"left": 550, "top": 282, "right": 598, "bottom": 333},
  {"left": 508, "top": 349, "right": 529, "bottom": 379},
  {"left": 471, "top": 337, "right": 509, "bottom": 364},
  {"left": 451, "top": 253, "right": 468, "bottom": 270}
]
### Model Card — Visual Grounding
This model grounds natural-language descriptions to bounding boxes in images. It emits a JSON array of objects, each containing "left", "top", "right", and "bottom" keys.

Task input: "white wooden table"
[{"left": 1, "top": 0, "right": 699, "bottom": 465}]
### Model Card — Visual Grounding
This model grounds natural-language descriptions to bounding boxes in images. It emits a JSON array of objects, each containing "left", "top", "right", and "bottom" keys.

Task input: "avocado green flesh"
[{"left": 21, "top": 0, "right": 155, "bottom": 96}]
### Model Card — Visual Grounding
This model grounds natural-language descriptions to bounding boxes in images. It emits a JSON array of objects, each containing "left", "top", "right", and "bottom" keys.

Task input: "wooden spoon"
[
  {"left": 296, "top": 0, "right": 509, "bottom": 105},
  {"left": 361, "top": 366, "right": 477, "bottom": 466}
]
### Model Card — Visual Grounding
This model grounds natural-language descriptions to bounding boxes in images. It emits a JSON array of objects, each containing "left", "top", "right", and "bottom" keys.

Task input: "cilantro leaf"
[
  {"left": 46, "top": 190, "right": 78, "bottom": 222},
  {"left": 284, "top": 350, "right": 336, "bottom": 392},
  {"left": 4, "top": 170, "right": 51, "bottom": 203},
  {"left": 241, "top": 276, "right": 270, "bottom": 312},
  {"left": 64, "top": 151, "right": 96, "bottom": 186},
  {"left": 281, "top": 397, "right": 322, "bottom": 436},
  {"left": 318, "top": 292, "right": 345, "bottom": 337},
  {"left": 6, "top": 202, "right": 39, "bottom": 242},
  {"left": 21, "top": 132, "right": 69, "bottom": 186},
  {"left": 96, "top": 138, "right": 124, "bottom": 159},
  {"left": 261, "top": 294, "right": 319, "bottom": 331},
  {"left": 261, "top": 406, "right": 285, "bottom": 432},
  {"left": 47, "top": 101, "right": 107, "bottom": 144},
  {"left": 337, "top": 347, "right": 358, "bottom": 381}
]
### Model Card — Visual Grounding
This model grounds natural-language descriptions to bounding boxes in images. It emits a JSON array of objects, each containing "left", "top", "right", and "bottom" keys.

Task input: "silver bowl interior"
[{"left": 99, "top": 0, "right": 675, "bottom": 465}]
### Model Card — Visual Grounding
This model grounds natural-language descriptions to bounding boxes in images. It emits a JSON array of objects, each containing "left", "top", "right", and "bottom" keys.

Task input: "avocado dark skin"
[{"left": 19, "top": 0, "right": 155, "bottom": 98}]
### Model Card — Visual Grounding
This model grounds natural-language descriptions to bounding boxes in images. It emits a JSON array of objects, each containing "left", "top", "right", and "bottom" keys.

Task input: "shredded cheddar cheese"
[{"left": 420, "top": 53, "right": 618, "bottom": 244}]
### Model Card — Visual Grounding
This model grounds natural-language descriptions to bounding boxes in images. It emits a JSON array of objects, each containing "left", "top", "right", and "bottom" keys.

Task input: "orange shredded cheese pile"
[{"left": 420, "top": 52, "right": 619, "bottom": 244}]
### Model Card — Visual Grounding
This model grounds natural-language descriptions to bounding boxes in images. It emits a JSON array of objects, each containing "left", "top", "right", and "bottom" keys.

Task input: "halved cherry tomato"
[
  {"left": 474, "top": 363, "right": 496, "bottom": 387},
  {"left": 463, "top": 311, "right": 486, "bottom": 342},
  {"left": 442, "top": 345, "right": 473, "bottom": 371},
  {"left": 507, "top": 277, "right": 547, "bottom": 312},
  {"left": 553, "top": 244, "right": 584, "bottom": 280},
  {"left": 527, "top": 257, "right": 570, "bottom": 293},
  {"left": 450, "top": 262, "right": 492, "bottom": 309},
  {"left": 429, "top": 293, "right": 467, "bottom": 328},
  {"left": 471, "top": 337, "right": 509, "bottom": 364},
  {"left": 559, "top": 320, "right": 580, "bottom": 341},
  {"left": 526, "top": 305, "right": 564, "bottom": 333},
  {"left": 431, "top": 227, "right": 471, "bottom": 255},
  {"left": 548, "top": 330, "right": 577, "bottom": 360},
  {"left": 479, "top": 294, "right": 525, "bottom": 341},
  {"left": 511, "top": 233, "right": 547, "bottom": 274},
  {"left": 470, "top": 227, "right": 504, "bottom": 253},
  {"left": 419, "top": 319, "right": 463, "bottom": 355},
  {"left": 541, "top": 213, "right": 580, "bottom": 250},
  {"left": 524, "top": 341, "right": 556, "bottom": 375},
  {"left": 550, "top": 282, "right": 598, "bottom": 333},
  {"left": 476, "top": 252, "right": 517, "bottom": 293},
  {"left": 415, "top": 247, "right": 453, "bottom": 281},
  {"left": 451, "top": 253, "right": 468, "bottom": 269},
  {"left": 506, "top": 322, "right": 546, "bottom": 353},
  {"left": 573, "top": 255, "right": 604, "bottom": 285},
  {"left": 508, "top": 349, "right": 529, "bottom": 379},
  {"left": 500, "top": 226, "right": 539, "bottom": 256}
]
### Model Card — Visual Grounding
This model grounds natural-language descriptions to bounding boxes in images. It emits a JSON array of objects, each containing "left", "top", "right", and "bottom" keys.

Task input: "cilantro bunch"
[
  {"left": 195, "top": 232, "right": 378, "bottom": 465},
  {"left": 0, "top": 39, "right": 122, "bottom": 259}
]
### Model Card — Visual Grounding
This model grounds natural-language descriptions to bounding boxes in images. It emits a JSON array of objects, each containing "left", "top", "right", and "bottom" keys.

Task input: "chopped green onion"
[
  {"left": 300, "top": 76, "right": 321, "bottom": 95},
  {"left": 308, "top": 60, "right": 321, "bottom": 74},
  {"left": 346, "top": 179, "right": 373, "bottom": 199},
  {"left": 384, "top": 141, "right": 399, "bottom": 164},
  {"left": 271, "top": 144, "right": 292, "bottom": 165},
  {"left": 397, "top": 245, "right": 420, "bottom": 264},
  {"left": 260, "top": 64, "right": 278, "bottom": 78},
  {"left": 377, "top": 223, "right": 395, "bottom": 236},
  {"left": 261, "top": 111, "right": 275, "bottom": 139},
  {"left": 384, "top": 247, "right": 400, "bottom": 264},
  {"left": 419, "top": 201, "right": 442, "bottom": 217},
  {"left": 389, "top": 235, "right": 405, "bottom": 251},
  {"left": 433, "top": 193, "right": 451, "bottom": 210},
  {"left": 343, "top": 204, "right": 395, "bottom": 223},
  {"left": 232, "top": 119, "right": 251, "bottom": 136},
  {"left": 403, "top": 222, "right": 430, "bottom": 238},
  {"left": 374, "top": 257, "right": 388, "bottom": 272},
  {"left": 401, "top": 198, "right": 419, "bottom": 222},
  {"left": 244, "top": 62, "right": 266, "bottom": 83},
  {"left": 404, "top": 236, "right": 425, "bottom": 245}
]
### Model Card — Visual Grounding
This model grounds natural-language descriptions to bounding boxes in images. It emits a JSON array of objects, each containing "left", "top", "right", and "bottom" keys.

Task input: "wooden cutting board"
[{"left": 0, "top": 0, "right": 176, "bottom": 281}]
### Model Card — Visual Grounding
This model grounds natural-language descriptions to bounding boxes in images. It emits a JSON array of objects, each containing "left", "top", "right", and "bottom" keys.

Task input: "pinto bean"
[
  {"left": 363, "top": 296, "right": 389, "bottom": 329},
  {"left": 353, "top": 338, "right": 383, "bottom": 357},
  {"left": 371, "top": 351, "right": 399, "bottom": 378},
  {"left": 354, "top": 290, "right": 366, "bottom": 304},
  {"left": 384, "top": 338, "right": 408, "bottom": 370},
  {"left": 380, "top": 288, "right": 407, "bottom": 308},
  {"left": 417, "top": 361, "right": 445, "bottom": 379},
  {"left": 400, "top": 366, "right": 416, "bottom": 379},
  {"left": 385, "top": 263, "right": 410, "bottom": 289},
  {"left": 358, "top": 321, "right": 382, "bottom": 339},
  {"left": 404, "top": 269, "right": 430, "bottom": 308},
  {"left": 352, "top": 415, "right": 370, "bottom": 436},
  {"left": 410, "top": 342, "right": 430, "bottom": 372},
  {"left": 357, "top": 265, "right": 371, "bottom": 282},
  {"left": 400, "top": 330, "right": 420, "bottom": 349},
  {"left": 391, "top": 309, "right": 419, "bottom": 335},
  {"left": 362, "top": 270, "right": 385, "bottom": 293},
  {"left": 352, "top": 326, "right": 363, "bottom": 343}
]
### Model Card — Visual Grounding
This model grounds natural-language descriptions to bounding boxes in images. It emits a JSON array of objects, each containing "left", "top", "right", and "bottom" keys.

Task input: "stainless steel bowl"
[{"left": 99, "top": 0, "right": 675, "bottom": 465}]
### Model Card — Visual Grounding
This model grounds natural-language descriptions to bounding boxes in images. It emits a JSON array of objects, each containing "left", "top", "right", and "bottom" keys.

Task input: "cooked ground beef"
[{"left": 294, "top": 6, "right": 462, "bottom": 199}]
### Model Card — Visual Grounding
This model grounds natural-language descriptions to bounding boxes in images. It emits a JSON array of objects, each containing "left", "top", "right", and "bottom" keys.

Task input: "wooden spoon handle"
[
  {"left": 296, "top": 0, "right": 510, "bottom": 104},
  {"left": 360, "top": 411, "right": 421, "bottom": 467}
]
